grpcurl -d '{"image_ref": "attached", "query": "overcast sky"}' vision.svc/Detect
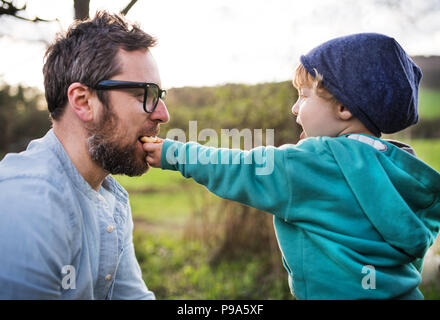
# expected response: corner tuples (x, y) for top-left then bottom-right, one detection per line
(0, 0), (439, 90)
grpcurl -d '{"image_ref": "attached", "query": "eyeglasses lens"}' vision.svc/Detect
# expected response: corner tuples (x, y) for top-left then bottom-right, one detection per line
(144, 86), (159, 112)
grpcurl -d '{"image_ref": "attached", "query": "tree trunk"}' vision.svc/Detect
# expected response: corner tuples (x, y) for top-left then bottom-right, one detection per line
(74, 0), (90, 20)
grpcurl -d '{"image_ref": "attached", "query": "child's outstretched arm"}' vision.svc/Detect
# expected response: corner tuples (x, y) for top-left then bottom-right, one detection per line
(144, 139), (292, 217)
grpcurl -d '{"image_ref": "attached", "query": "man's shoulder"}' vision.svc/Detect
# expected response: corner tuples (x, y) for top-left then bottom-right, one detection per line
(0, 141), (65, 188)
(0, 149), (67, 208)
(0, 147), (79, 236)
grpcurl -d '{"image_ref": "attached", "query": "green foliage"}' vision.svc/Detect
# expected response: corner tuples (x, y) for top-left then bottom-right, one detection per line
(2, 80), (439, 158)
(407, 139), (440, 171)
(115, 169), (292, 299)
(418, 88), (440, 120)
(133, 230), (292, 300)
(163, 81), (301, 146)
(420, 283), (440, 300)
(0, 80), (301, 158)
(0, 83), (51, 157)
(114, 168), (186, 190)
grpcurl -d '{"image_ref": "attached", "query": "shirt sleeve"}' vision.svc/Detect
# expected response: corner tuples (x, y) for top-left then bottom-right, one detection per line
(111, 207), (155, 300)
(160, 139), (292, 217)
(0, 178), (73, 299)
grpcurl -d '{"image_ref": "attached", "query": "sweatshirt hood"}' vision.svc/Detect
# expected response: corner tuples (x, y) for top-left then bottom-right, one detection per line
(327, 135), (440, 260)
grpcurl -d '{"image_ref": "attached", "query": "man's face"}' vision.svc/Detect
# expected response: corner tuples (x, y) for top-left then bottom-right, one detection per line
(87, 49), (169, 176)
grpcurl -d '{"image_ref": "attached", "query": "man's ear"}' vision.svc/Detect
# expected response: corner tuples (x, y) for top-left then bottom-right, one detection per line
(67, 82), (95, 122)
(336, 104), (353, 121)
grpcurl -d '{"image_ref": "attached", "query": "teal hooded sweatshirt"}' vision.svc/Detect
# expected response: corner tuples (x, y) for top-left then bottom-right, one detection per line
(160, 134), (440, 299)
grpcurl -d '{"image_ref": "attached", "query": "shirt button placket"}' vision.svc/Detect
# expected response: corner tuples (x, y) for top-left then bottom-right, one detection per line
(97, 193), (118, 299)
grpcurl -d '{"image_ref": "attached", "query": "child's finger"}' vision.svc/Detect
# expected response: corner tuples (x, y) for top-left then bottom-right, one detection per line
(142, 141), (162, 153)
(146, 154), (160, 168)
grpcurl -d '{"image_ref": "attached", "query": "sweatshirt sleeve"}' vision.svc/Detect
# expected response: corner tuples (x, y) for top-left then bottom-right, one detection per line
(160, 139), (292, 217)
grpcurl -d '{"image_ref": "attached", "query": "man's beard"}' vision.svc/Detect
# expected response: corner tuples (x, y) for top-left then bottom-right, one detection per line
(86, 106), (151, 177)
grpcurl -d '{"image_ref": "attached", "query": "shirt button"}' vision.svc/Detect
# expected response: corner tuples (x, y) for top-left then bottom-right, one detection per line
(105, 274), (112, 281)
(97, 195), (104, 201)
(106, 225), (114, 233)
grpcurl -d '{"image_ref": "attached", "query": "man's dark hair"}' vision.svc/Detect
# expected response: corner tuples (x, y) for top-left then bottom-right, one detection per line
(43, 11), (157, 120)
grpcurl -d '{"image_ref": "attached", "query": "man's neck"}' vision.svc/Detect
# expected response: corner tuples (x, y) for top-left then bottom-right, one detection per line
(53, 123), (108, 192)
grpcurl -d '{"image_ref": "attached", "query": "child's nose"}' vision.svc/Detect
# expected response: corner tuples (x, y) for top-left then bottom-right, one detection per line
(291, 102), (299, 116)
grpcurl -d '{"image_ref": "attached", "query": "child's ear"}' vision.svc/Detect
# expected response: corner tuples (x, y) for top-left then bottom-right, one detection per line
(336, 104), (353, 121)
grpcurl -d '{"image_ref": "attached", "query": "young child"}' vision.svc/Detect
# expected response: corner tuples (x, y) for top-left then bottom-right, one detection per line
(143, 33), (440, 299)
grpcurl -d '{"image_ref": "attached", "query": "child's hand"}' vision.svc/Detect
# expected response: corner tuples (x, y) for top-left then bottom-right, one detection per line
(142, 137), (163, 168)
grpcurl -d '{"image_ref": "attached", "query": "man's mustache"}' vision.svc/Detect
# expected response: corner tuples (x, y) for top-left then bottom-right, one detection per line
(139, 126), (160, 139)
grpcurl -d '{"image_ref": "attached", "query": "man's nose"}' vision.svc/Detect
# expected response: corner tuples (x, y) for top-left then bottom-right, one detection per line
(149, 99), (170, 124)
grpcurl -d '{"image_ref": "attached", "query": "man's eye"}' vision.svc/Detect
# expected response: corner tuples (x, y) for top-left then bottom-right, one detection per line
(133, 93), (144, 101)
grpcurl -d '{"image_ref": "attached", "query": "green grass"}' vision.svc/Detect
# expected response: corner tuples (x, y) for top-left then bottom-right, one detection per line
(419, 88), (440, 120)
(401, 138), (440, 171)
(114, 168), (221, 226)
(134, 231), (291, 300)
(113, 169), (187, 191)
(129, 191), (194, 224)
(115, 168), (290, 299)
(420, 283), (440, 300)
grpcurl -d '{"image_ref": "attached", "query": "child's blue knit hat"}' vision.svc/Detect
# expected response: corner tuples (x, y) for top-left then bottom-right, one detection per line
(300, 33), (422, 137)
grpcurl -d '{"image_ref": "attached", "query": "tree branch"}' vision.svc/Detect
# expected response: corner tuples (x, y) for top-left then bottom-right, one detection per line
(120, 0), (138, 16)
(74, 0), (90, 20)
(0, 0), (25, 17)
(0, 0), (55, 23)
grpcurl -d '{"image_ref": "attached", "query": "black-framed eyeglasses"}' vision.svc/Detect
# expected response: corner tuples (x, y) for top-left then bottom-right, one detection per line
(92, 80), (167, 113)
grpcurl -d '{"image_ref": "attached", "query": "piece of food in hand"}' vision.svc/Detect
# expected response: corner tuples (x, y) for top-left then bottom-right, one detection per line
(140, 136), (161, 143)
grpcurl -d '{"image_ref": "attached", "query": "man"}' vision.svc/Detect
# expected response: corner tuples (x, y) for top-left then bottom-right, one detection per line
(0, 11), (169, 299)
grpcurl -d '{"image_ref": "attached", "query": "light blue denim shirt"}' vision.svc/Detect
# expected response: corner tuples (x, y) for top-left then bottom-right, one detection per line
(0, 129), (155, 300)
